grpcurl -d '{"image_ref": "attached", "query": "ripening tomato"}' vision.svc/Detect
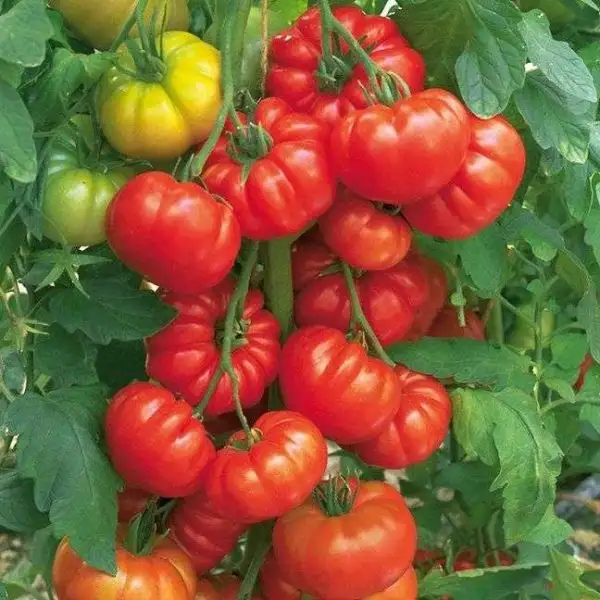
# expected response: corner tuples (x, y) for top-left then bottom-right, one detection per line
(351, 366), (451, 469)
(318, 190), (413, 271)
(145, 278), (280, 417)
(330, 89), (471, 205)
(292, 235), (339, 291)
(273, 479), (417, 600)
(52, 534), (197, 600)
(267, 5), (425, 129)
(118, 488), (151, 523)
(203, 97), (335, 240)
(98, 32), (220, 160)
(168, 491), (246, 574)
(105, 382), (215, 497)
(204, 411), (328, 523)
(575, 354), (595, 390)
(427, 307), (486, 341)
(196, 574), (263, 600)
(484, 550), (515, 567)
(279, 326), (401, 444)
(403, 115), (526, 239)
(106, 172), (241, 296)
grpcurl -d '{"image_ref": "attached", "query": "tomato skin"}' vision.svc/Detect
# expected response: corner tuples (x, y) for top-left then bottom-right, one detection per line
(279, 326), (401, 444)
(351, 366), (451, 469)
(267, 6), (425, 130)
(273, 480), (417, 600)
(427, 307), (486, 341)
(105, 382), (215, 498)
(330, 89), (471, 205)
(168, 491), (246, 574)
(52, 535), (197, 600)
(197, 574), (263, 600)
(49, 0), (189, 50)
(204, 411), (328, 523)
(403, 115), (526, 239)
(145, 279), (281, 417)
(203, 97), (336, 240)
(575, 354), (595, 390)
(292, 235), (338, 291)
(318, 190), (412, 271)
(106, 172), (241, 296)
(98, 32), (220, 160)
(117, 488), (150, 523)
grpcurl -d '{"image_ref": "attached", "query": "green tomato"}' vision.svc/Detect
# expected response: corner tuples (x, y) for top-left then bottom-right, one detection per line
(518, 0), (574, 29)
(42, 116), (134, 247)
(508, 302), (556, 352)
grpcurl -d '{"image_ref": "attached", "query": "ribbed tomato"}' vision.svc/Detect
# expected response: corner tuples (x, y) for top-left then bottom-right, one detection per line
(267, 5), (425, 129)
(428, 307), (486, 340)
(403, 115), (526, 239)
(203, 97), (335, 240)
(168, 491), (246, 574)
(204, 411), (328, 523)
(146, 278), (280, 417)
(292, 233), (338, 291)
(279, 326), (401, 444)
(196, 574), (263, 600)
(351, 366), (451, 469)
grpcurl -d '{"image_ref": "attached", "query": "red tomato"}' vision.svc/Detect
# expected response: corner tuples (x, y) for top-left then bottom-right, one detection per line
(453, 549), (477, 571)
(403, 115), (526, 239)
(427, 307), (486, 340)
(351, 366), (451, 469)
(279, 326), (401, 444)
(117, 488), (151, 523)
(168, 491), (246, 574)
(330, 89), (470, 205)
(366, 567), (418, 600)
(204, 411), (328, 523)
(145, 278), (280, 417)
(105, 382), (215, 497)
(203, 97), (335, 240)
(318, 189), (412, 271)
(197, 574), (263, 600)
(484, 550), (514, 567)
(203, 396), (268, 437)
(292, 234), (338, 291)
(273, 479), (417, 600)
(575, 353), (595, 390)
(106, 171), (240, 295)
(267, 5), (425, 129)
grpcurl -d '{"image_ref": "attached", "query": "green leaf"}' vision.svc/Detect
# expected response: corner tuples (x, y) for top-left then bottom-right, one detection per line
(561, 162), (592, 222)
(452, 388), (563, 544)
(48, 274), (176, 345)
(0, 470), (49, 533)
(577, 365), (600, 434)
(549, 548), (600, 600)
(0, 59), (22, 86)
(0, 0), (52, 67)
(30, 527), (59, 592)
(269, 0), (307, 21)
(388, 339), (535, 392)
(0, 79), (36, 182)
(498, 203), (565, 251)
(584, 206), (600, 265)
(551, 333), (588, 370)
(5, 386), (120, 574)
(520, 506), (572, 547)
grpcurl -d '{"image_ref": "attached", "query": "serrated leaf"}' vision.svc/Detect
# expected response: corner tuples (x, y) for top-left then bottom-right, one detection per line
(0, 470), (49, 533)
(452, 388), (563, 544)
(584, 207), (600, 265)
(577, 365), (600, 434)
(388, 339), (535, 392)
(499, 203), (565, 250)
(30, 527), (58, 592)
(549, 548), (600, 600)
(48, 274), (176, 345)
(561, 162), (592, 221)
(5, 387), (120, 574)
(551, 333), (588, 370)
(522, 506), (572, 546)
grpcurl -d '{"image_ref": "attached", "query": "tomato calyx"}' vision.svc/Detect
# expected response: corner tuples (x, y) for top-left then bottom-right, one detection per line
(123, 500), (162, 557)
(228, 427), (263, 450)
(313, 475), (358, 517)
(315, 47), (355, 93)
(227, 122), (274, 166)
(215, 317), (250, 350)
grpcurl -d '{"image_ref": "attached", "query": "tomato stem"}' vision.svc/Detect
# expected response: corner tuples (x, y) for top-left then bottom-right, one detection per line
(340, 261), (395, 367)
(313, 475), (357, 517)
(262, 237), (294, 338)
(260, 0), (269, 95)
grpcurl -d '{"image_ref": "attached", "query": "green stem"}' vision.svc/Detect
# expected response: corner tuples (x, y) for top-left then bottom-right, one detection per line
(475, 528), (487, 568)
(237, 522), (274, 600)
(262, 238), (294, 338)
(499, 296), (537, 331)
(487, 299), (504, 345)
(540, 397), (598, 414)
(341, 262), (394, 367)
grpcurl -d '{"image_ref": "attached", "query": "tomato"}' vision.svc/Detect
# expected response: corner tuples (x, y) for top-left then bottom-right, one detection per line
(272, 479), (417, 600)
(427, 307), (486, 341)
(203, 97), (335, 240)
(366, 567), (418, 600)
(575, 354), (595, 390)
(106, 172), (241, 296)
(507, 302), (555, 351)
(105, 382), (215, 497)
(52, 534), (197, 599)
(118, 488), (151, 523)
(49, 0), (189, 50)
(267, 5), (425, 130)
(279, 326), (401, 444)
(403, 115), (526, 239)
(168, 491), (246, 574)
(318, 189), (413, 271)
(292, 234), (339, 291)
(351, 366), (451, 469)
(203, 397), (268, 437)
(204, 411), (328, 523)
(42, 116), (133, 247)
(196, 574), (263, 600)
(145, 278), (281, 417)
(98, 32), (220, 160)
(330, 89), (471, 205)
(484, 550), (514, 567)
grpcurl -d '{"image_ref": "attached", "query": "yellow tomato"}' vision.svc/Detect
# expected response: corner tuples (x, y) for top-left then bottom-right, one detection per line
(49, 0), (190, 50)
(98, 31), (221, 161)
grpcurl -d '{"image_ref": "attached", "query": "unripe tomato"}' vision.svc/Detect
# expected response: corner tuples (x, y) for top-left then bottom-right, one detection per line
(49, 0), (189, 50)
(279, 326), (401, 444)
(99, 32), (220, 161)
(42, 116), (133, 247)
(427, 307), (486, 341)
(52, 534), (197, 599)
(507, 302), (555, 351)
(105, 382), (216, 498)
(117, 487), (150, 523)
(196, 574), (263, 600)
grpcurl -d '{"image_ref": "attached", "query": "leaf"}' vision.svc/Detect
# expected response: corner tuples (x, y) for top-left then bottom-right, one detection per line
(522, 505), (573, 546)
(584, 206), (600, 265)
(577, 365), (600, 434)
(551, 333), (588, 370)
(269, 0), (308, 21)
(452, 388), (563, 544)
(498, 203), (565, 250)
(0, 0), (52, 67)
(0, 79), (36, 182)
(5, 386), (120, 574)
(0, 470), (49, 533)
(388, 339), (535, 392)
(561, 162), (592, 222)
(549, 548), (600, 600)
(0, 59), (22, 86)
(30, 527), (59, 592)
(48, 274), (176, 345)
